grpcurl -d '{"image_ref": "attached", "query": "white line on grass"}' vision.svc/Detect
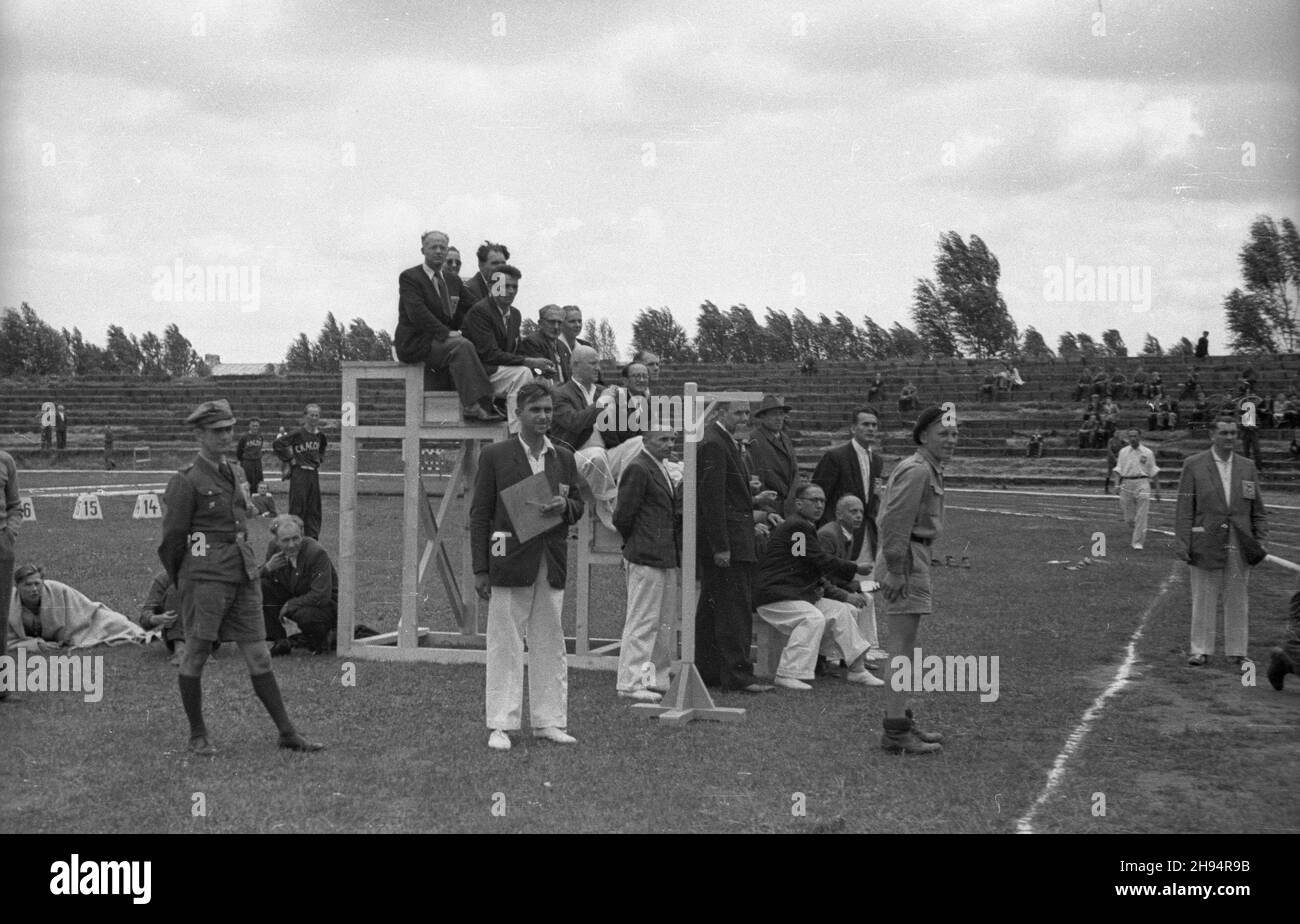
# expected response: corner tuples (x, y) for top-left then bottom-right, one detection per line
(1014, 566), (1180, 835)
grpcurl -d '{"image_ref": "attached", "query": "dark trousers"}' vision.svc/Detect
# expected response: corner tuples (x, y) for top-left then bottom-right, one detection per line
(695, 559), (756, 689)
(1241, 428), (1263, 468)
(0, 527), (13, 664)
(261, 579), (337, 650)
(56, 428), (66, 449)
(427, 337), (492, 409)
(288, 469), (322, 539)
(40, 427), (52, 450)
(241, 459), (264, 493)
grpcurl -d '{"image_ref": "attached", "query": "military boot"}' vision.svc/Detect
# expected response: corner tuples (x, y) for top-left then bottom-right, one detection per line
(881, 717), (942, 755)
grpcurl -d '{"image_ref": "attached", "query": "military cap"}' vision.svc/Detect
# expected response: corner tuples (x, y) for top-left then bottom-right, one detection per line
(186, 399), (237, 429)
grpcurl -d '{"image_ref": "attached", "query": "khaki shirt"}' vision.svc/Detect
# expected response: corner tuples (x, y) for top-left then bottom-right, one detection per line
(875, 449), (945, 575)
(158, 453), (257, 585)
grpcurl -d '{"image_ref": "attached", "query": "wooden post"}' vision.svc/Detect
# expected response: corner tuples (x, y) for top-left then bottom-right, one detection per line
(631, 382), (760, 724)
(337, 371), (358, 656)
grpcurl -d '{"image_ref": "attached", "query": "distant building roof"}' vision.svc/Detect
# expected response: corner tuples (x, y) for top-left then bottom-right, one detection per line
(210, 362), (278, 377)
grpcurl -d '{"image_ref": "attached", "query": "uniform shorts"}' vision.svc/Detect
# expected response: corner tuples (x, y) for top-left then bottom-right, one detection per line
(880, 542), (934, 617)
(180, 579), (265, 643)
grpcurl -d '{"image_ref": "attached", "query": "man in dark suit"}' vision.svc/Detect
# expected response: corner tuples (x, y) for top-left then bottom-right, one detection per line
(747, 394), (799, 517)
(462, 264), (556, 428)
(1175, 416), (1268, 667)
(518, 304), (571, 384)
(695, 401), (774, 693)
(463, 240), (510, 308)
(441, 245), (473, 329)
(258, 514), (338, 655)
(613, 427), (682, 703)
(394, 230), (502, 423)
(811, 407), (884, 568)
(550, 345), (605, 451)
(470, 382), (585, 750)
(561, 305), (603, 385)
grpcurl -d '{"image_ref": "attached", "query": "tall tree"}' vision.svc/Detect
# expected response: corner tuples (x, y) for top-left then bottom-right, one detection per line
(1057, 332), (1080, 361)
(1021, 326), (1053, 359)
(1141, 333), (1164, 357)
(0, 304), (70, 376)
(1101, 329), (1127, 357)
(138, 331), (165, 375)
(520, 317), (538, 340)
(693, 302), (730, 362)
(1232, 215), (1300, 351)
(790, 308), (818, 359)
(1075, 333), (1101, 364)
(911, 279), (961, 357)
(832, 312), (865, 360)
(761, 309), (796, 362)
(162, 323), (199, 377)
(65, 327), (109, 376)
(726, 305), (763, 362)
(314, 313), (346, 372)
(1224, 288), (1277, 354)
(861, 315), (893, 360)
(584, 319), (619, 362)
(285, 333), (316, 372)
(1170, 336), (1196, 358)
(888, 322), (925, 359)
(913, 232), (1016, 357)
(344, 317), (385, 360)
(631, 307), (693, 361)
(104, 325), (142, 374)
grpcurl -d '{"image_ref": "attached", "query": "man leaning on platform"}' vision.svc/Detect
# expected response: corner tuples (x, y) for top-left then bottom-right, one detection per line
(394, 230), (505, 423)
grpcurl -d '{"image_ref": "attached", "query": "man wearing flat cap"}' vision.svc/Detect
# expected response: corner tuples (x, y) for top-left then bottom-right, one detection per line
(747, 395), (799, 518)
(159, 399), (323, 756)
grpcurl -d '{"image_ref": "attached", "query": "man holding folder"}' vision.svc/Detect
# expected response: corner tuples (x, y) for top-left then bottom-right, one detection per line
(471, 382), (585, 750)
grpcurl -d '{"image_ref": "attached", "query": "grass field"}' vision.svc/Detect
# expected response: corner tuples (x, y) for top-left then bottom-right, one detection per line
(2, 471), (1297, 833)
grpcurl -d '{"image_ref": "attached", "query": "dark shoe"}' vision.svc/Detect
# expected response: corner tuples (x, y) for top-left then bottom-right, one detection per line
(906, 708), (944, 744)
(269, 639), (293, 657)
(188, 735), (217, 757)
(881, 718), (941, 754)
(462, 405), (505, 422)
(1230, 655), (1248, 666)
(278, 733), (325, 752)
(814, 655), (828, 677)
(1187, 653), (1208, 666)
(1266, 648), (1292, 690)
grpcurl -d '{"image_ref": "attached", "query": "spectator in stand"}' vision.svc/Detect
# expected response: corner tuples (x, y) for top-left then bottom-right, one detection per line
(519, 304), (571, 385)
(979, 372), (998, 402)
(1168, 397), (1181, 430)
(1192, 390), (1210, 429)
(1073, 368), (1093, 402)
(1108, 371), (1127, 400)
(1099, 396), (1119, 442)
(1008, 363), (1024, 391)
(1026, 432), (1043, 458)
(39, 402), (54, 450)
(1236, 384), (1265, 469)
(1078, 413), (1100, 450)
(1149, 371), (1163, 395)
(103, 427), (116, 470)
(1194, 331), (1209, 360)
(1131, 366), (1149, 398)
(799, 356), (818, 376)
(866, 372), (884, 404)
(898, 382), (918, 414)
(631, 350), (662, 384)
(463, 240), (510, 309)
(1274, 393), (1295, 428)
(55, 405), (68, 450)
(1180, 368), (1200, 402)
(394, 230), (505, 423)
(462, 264), (557, 427)
(1091, 369), (1109, 398)
(1154, 393), (1172, 431)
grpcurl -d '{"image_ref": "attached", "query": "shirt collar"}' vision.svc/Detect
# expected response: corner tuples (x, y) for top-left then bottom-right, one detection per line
(518, 434), (555, 460)
(840, 524), (853, 541)
(422, 263), (442, 282)
(714, 420), (737, 444)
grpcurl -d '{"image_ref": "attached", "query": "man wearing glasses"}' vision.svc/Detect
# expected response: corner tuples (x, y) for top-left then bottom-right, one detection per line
(520, 304), (571, 384)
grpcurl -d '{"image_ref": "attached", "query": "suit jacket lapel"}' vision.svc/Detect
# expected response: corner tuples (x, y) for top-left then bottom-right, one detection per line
(843, 443), (865, 498)
(1206, 453), (1229, 510)
(418, 269), (448, 321)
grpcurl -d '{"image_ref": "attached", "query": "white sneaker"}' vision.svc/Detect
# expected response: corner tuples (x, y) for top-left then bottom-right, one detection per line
(847, 669), (886, 686)
(865, 648), (890, 662)
(618, 689), (663, 703)
(773, 676), (812, 690)
(488, 729), (511, 751)
(1132, 543), (1144, 550)
(532, 727), (577, 744)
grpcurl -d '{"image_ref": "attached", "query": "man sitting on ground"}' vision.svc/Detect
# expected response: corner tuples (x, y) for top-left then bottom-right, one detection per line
(7, 564), (148, 650)
(754, 484), (882, 690)
(259, 514), (339, 656)
(250, 481), (278, 518)
(140, 570), (187, 665)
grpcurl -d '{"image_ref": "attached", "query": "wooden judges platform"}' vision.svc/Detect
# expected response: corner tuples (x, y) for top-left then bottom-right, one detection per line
(336, 361), (628, 669)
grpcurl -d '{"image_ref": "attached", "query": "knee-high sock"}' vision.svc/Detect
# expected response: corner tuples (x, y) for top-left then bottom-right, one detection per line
(250, 671), (296, 736)
(178, 674), (207, 738)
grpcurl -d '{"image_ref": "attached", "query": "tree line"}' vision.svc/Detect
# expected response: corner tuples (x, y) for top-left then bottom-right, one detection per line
(0, 303), (204, 378)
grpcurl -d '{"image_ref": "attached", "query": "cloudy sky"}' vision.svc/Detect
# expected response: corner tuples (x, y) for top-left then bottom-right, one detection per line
(2, 0), (1296, 363)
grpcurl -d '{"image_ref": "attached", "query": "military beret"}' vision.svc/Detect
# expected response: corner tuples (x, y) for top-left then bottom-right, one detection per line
(186, 399), (237, 430)
(912, 405), (946, 444)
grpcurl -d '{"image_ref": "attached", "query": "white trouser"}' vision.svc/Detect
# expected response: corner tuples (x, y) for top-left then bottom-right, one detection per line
(1118, 480), (1150, 547)
(1189, 545), (1249, 658)
(852, 593), (882, 650)
(813, 598), (873, 665)
(755, 599), (830, 680)
(488, 366), (535, 431)
(485, 559), (567, 731)
(617, 563), (678, 691)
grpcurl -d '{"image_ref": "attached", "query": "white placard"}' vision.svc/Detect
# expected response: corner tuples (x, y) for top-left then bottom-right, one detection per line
(72, 493), (103, 520)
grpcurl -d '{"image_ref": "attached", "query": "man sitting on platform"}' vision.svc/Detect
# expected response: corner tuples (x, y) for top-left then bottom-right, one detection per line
(551, 345), (607, 452)
(462, 264), (556, 428)
(519, 304), (571, 385)
(394, 230), (504, 423)
(259, 514), (338, 656)
(754, 484), (882, 690)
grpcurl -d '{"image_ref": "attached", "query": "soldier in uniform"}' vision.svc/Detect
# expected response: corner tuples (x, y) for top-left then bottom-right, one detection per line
(273, 404), (328, 540)
(235, 418), (265, 494)
(876, 405), (957, 754)
(160, 400), (323, 756)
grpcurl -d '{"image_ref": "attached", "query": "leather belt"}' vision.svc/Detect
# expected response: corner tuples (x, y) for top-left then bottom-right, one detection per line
(197, 531), (244, 544)
(1120, 475), (1149, 480)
